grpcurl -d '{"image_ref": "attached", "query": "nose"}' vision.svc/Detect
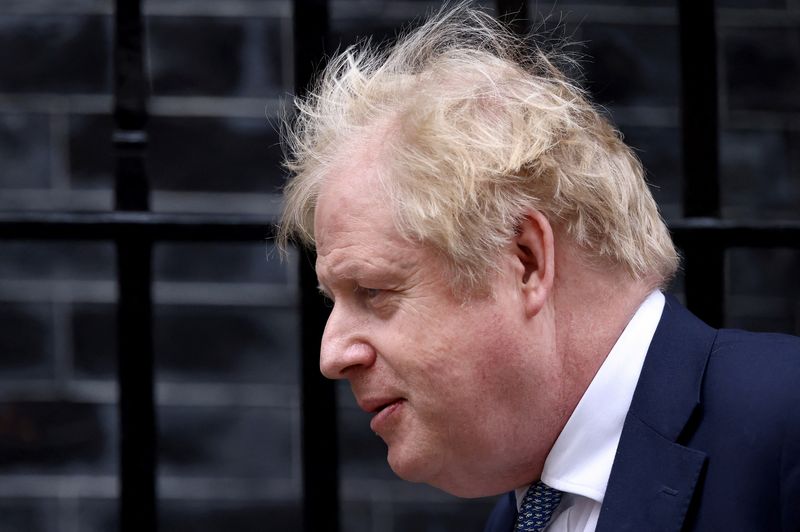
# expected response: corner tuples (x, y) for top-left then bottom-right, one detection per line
(319, 303), (377, 379)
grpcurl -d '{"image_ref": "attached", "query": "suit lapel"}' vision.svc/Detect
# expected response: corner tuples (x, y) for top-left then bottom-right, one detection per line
(596, 296), (715, 532)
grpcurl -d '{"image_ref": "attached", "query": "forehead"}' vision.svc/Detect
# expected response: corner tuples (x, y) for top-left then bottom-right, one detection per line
(315, 183), (375, 237)
(315, 194), (393, 290)
(312, 147), (442, 286)
(314, 137), (396, 243)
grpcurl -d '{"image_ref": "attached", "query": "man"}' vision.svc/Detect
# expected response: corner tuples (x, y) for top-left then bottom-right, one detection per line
(278, 5), (800, 531)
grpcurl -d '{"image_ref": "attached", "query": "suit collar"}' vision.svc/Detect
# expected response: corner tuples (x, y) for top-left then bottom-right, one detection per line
(596, 295), (716, 532)
(624, 295), (715, 440)
(541, 291), (665, 503)
(482, 491), (517, 532)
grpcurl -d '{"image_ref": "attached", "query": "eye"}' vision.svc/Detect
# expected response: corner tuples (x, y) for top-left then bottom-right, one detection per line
(355, 285), (384, 302)
(355, 285), (397, 316)
(363, 287), (382, 300)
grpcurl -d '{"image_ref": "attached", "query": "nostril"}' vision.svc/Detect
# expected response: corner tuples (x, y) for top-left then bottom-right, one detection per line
(320, 340), (376, 379)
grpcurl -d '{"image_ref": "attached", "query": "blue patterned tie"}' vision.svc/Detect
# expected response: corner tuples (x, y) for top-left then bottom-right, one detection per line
(514, 481), (562, 532)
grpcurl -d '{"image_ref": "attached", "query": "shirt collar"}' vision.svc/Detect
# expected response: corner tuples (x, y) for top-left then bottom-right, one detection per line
(516, 290), (665, 508)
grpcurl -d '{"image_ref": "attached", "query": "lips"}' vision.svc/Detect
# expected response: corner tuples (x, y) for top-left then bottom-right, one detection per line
(369, 399), (405, 433)
(357, 396), (406, 434)
(358, 396), (404, 415)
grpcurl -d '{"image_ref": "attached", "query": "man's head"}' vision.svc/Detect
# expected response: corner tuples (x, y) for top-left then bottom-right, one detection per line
(279, 6), (677, 293)
(279, 5), (678, 497)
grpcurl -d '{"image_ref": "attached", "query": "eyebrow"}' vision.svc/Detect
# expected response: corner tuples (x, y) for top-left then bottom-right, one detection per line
(316, 255), (409, 297)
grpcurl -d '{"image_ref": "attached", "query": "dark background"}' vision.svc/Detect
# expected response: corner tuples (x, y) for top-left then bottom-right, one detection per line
(0, 0), (798, 531)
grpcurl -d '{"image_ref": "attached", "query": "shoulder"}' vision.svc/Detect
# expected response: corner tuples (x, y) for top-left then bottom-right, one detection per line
(714, 327), (800, 356)
(687, 328), (800, 528)
(704, 328), (800, 406)
(699, 328), (800, 433)
(693, 328), (800, 471)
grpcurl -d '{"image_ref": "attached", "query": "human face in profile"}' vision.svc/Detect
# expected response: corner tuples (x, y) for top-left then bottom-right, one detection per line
(313, 152), (566, 497)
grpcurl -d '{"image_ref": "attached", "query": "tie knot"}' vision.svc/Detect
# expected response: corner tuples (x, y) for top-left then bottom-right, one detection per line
(514, 481), (563, 532)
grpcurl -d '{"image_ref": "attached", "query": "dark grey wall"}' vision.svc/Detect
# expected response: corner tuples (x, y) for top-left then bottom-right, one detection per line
(0, 1), (797, 531)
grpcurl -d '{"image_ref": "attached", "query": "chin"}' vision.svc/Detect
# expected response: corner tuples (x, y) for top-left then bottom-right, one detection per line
(387, 447), (493, 499)
(386, 442), (441, 485)
(433, 481), (491, 498)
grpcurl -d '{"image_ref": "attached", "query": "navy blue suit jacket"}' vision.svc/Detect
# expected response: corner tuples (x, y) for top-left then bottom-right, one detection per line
(484, 295), (800, 532)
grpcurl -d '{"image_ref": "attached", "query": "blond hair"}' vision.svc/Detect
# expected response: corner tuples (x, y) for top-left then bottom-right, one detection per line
(278, 4), (679, 291)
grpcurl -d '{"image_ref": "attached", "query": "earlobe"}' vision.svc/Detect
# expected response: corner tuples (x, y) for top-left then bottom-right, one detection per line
(513, 210), (555, 317)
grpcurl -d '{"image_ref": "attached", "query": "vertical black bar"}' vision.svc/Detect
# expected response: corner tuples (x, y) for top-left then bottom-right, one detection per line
(114, 0), (149, 213)
(496, 0), (530, 36)
(682, 245), (725, 327)
(292, 1), (339, 532)
(114, 237), (155, 532)
(678, 0), (724, 328)
(679, 0), (719, 218)
(113, 1), (156, 531)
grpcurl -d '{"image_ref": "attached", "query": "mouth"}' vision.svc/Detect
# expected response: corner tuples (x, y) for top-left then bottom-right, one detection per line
(368, 398), (406, 433)
(359, 397), (405, 416)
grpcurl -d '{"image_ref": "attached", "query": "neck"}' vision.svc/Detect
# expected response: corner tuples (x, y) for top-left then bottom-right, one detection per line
(551, 261), (654, 431)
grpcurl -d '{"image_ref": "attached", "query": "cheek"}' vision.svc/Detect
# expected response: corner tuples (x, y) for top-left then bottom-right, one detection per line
(459, 311), (538, 411)
(387, 305), (455, 368)
(386, 298), (528, 406)
(431, 311), (522, 397)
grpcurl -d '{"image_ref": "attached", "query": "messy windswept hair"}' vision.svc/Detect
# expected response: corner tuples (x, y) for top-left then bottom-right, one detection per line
(278, 3), (679, 291)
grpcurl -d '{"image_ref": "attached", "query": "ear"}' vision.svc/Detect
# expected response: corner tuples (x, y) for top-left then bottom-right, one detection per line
(512, 210), (555, 317)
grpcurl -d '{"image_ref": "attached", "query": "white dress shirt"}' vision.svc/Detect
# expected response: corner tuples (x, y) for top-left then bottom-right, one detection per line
(514, 290), (665, 531)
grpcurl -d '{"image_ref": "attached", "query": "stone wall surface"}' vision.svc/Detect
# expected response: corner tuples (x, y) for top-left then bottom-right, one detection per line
(0, 0), (798, 531)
